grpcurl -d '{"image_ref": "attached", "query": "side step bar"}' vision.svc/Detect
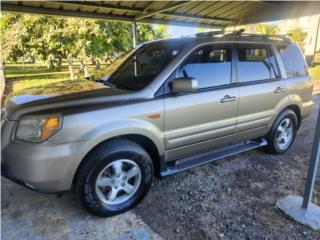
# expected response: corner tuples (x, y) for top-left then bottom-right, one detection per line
(160, 138), (267, 177)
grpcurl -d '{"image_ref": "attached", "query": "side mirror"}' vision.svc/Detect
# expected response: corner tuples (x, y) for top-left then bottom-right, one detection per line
(171, 77), (198, 93)
(85, 74), (95, 81)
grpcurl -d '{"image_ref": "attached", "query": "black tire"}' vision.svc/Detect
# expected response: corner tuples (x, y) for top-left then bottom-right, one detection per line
(75, 139), (153, 217)
(265, 109), (298, 154)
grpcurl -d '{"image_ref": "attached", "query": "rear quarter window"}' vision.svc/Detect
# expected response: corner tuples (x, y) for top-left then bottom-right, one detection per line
(277, 44), (308, 77)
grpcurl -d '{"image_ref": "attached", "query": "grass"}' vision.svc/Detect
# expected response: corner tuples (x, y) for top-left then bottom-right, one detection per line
(309, 64), (320, 92)
(4, 61), (107, 93)
(309, 65), (320, 80)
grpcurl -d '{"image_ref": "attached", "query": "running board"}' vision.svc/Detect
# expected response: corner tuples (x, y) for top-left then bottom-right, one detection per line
(160, 138), (267, 177)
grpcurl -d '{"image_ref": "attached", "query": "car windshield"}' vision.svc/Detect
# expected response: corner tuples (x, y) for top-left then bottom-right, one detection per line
(104, 40), (189, 91)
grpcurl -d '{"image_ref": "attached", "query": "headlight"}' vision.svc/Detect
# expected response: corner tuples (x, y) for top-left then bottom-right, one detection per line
(15, 115), (61, 142)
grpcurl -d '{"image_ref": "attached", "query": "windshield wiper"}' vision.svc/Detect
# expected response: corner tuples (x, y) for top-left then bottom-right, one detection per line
(103, 82), (117, 88)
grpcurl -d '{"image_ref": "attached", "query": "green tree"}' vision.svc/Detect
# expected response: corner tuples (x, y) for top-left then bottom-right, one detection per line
(289, 27), (307, 50)
(255, 24), (280, 35)
(0, 13), (168, 80)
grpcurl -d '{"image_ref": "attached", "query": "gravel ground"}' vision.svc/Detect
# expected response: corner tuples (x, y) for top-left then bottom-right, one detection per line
(135, 94), (320, 240)
(1, 96), (319, 240)
(1, 178), (163, 240)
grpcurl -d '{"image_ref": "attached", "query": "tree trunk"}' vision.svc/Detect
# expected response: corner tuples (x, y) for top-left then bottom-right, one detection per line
(48, 56), (55, 69)
(0, 59), (5, 99)
(91, 57), (96, 65)
(22, 56), (25, 70)
(84, 64), (90, 79)
(95, 59), (101, 70)
(80, 60), (85, 73)
(67, 57), (75, 80)
(80, 59), (90, 79)
(56, 57), (62, 71)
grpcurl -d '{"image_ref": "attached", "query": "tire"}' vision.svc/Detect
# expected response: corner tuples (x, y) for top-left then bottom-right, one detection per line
(75, 139), (153, 217)
(265, 109), (298, 154)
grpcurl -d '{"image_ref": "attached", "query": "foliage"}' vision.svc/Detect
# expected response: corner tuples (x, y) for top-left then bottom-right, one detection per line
(0, 13), (168, 76)
(288, 27), (307, 50)
(255, 24), (280, 35)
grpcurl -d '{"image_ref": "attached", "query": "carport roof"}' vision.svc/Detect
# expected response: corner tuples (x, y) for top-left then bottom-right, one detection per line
(2, 1), (320, 28)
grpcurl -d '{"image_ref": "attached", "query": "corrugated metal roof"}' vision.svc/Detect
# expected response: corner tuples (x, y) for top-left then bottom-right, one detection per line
(2, 1), (320, 28)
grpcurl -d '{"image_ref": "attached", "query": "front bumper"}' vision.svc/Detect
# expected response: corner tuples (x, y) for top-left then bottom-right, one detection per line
(1, 139), (88, 192)
(1, 163), (65, 195)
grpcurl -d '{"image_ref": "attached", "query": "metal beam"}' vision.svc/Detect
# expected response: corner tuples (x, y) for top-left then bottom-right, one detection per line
(162, 12), (236, 24)
(58, 1), (235, 23)
(140, 18), (226, 29)
(135, 1), (193, 21)
(1, 3), (226, 29)
(2, 3), (134, 21)
(56, 1), (143, 13)
(141, 1), (157, 13)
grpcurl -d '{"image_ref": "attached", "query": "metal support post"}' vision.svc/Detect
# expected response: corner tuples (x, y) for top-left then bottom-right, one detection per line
(277, 106), (320, 230)
(132, 21), (137, 48)
(302, 105), (320, 208)
(132, 21), (137, 76)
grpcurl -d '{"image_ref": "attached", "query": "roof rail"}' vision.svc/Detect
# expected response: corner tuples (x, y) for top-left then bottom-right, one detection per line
(195, 28), (291, 43)
(238, 32), (292, 43)
(223, 28), (245, 37)
(195, 30), (224, 37)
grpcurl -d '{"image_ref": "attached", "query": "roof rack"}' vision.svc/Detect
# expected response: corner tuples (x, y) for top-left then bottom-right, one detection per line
(195, 30), (224, 37)
(223, 28), (245, 37)
(238, 32), (292, 43)
(196, 28), (291, 43)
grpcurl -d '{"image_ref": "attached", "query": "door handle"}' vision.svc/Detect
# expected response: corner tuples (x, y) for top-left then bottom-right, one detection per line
(220, 95), (236, 103)
(274, 87), (286, 93)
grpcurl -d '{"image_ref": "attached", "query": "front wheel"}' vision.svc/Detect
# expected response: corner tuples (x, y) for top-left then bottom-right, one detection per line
(265, 109), (298, 154)
(76, 140), (153, 217)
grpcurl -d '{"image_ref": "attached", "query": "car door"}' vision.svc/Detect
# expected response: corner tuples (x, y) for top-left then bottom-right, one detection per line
(163, 44), (239, 161)
(235, 43), (286, 139)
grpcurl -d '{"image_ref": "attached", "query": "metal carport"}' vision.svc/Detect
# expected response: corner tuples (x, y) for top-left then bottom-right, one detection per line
(1, 0), (320, 230)
(2, 1), (320, 28)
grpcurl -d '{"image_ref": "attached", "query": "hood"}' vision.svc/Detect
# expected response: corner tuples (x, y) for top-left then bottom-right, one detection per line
(8, 80), (107, 105)
(4, 79), (131, 120)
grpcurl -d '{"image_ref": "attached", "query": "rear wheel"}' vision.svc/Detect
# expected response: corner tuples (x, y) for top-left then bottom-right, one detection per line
(76, 139), (153, 217)
(265, 109), (298, 154)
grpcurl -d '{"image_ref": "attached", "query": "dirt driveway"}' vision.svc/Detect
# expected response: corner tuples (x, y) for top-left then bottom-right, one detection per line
(1, 95), (320, 240)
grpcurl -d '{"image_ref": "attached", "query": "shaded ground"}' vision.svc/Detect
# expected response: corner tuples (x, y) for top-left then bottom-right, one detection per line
(135, 95), (320, 240)
(1, 179), (162, 240)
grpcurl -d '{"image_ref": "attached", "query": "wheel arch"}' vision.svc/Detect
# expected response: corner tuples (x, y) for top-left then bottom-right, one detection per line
(286, 104), (302, 128)
(72, 133), (164, 188)
(272, 94), (303, 130)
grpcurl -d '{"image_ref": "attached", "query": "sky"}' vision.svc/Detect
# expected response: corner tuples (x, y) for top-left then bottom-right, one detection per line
(167, 25), (199, 38)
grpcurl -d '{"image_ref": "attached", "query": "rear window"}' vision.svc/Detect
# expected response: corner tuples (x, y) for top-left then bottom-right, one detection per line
(277, 44), (308, 77)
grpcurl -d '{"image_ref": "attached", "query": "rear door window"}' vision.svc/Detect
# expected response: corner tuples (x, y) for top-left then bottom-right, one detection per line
(236, 44), (279, 83)
(277, 43), (308, 77)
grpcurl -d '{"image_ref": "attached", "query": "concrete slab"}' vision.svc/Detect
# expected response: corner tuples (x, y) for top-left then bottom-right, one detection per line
(1, 178), (163, 240)
(277, 195), (320, 231)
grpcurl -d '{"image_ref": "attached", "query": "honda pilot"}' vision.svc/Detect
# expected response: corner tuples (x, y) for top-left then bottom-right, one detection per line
(1, 31), (313, 216)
